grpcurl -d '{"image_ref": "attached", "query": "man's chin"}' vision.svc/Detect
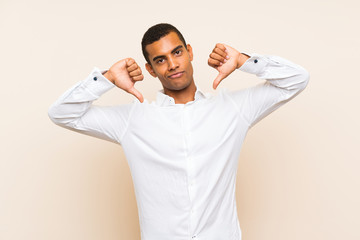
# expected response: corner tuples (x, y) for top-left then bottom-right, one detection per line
(161, 76), (193, 91)
(170, 82), (192, 91)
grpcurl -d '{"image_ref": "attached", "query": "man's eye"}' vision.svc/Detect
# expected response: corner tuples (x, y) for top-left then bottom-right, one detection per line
(157, 59), (165, 64)
(175, 50), (182, 55)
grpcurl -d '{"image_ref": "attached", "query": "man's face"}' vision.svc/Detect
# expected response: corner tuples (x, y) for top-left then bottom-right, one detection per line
(145, 31), (194, 92)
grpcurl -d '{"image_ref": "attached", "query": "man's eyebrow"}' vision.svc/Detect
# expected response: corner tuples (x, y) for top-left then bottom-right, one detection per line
(171, 45), (183, 54)
(152, 45), (184, 62)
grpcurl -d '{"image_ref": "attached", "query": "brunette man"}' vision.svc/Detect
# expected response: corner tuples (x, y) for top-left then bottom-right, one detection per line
(48, 23), (309, 240)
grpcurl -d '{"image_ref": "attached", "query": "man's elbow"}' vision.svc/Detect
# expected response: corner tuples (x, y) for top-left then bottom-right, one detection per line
(48, 106), (60, 126)
(283, 68), (310, 97)
(299, 68), (310, 91)
(47, 105), (65, 126)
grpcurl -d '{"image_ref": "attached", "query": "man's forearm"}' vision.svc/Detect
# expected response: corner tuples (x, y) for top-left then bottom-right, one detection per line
(47, 67), (134, 144)
(48, 67), (115, 126)
(229, 53), (310, 128)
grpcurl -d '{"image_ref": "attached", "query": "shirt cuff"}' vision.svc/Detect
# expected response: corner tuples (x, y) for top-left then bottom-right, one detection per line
(81, 67), (115, 96)
(238, 53), (268, 75)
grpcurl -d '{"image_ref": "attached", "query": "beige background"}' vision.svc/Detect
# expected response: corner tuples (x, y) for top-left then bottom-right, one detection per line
(1, 0), (359, 239)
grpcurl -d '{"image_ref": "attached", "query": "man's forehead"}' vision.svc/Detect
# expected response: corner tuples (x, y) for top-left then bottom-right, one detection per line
(146, 32), (185, 57)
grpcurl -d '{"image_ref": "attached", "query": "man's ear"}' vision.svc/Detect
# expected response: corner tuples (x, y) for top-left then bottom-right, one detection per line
(186, 44), (193, 61)
(145, 63), (157, 78)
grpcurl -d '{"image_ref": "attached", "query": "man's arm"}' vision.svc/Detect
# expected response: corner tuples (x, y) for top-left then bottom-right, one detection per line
(208, 43), (309, 128)
(48, 58), (144, 144)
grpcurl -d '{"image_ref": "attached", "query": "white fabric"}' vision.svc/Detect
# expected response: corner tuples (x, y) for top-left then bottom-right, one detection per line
(48, 53), (309, 240)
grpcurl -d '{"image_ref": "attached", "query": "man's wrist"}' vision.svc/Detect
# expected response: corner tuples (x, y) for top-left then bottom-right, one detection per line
(103, 71), (115, 84)
(237, 53), (251, 69)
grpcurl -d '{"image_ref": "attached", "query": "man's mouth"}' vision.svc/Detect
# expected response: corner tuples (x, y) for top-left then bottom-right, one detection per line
(168, 71), (184, 79)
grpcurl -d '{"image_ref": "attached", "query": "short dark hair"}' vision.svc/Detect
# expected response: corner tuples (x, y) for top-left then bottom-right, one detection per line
(141, 23), (187, 64)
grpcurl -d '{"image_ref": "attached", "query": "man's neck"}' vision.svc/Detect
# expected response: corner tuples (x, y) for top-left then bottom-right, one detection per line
(163, 81), (197, 104)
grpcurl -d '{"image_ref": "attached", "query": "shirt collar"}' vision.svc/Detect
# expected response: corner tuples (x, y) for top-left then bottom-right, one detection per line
(155, 86), (207, 106)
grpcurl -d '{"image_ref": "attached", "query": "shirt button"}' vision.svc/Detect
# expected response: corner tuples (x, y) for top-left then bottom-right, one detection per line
(192, 235), (197, 238)
(93, 76), (97, 81)
(254, 59), (258, 63)
(191, 209), (194, 214)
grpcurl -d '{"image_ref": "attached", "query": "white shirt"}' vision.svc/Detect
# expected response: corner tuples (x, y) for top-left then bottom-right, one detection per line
(48, 53), (309, 240)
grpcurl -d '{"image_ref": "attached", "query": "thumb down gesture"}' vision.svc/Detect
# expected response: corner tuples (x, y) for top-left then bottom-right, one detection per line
(104, 58), (144, 103)
(208, 43), (246, 90)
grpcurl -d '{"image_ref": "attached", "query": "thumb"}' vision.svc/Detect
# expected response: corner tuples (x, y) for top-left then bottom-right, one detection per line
(213, 73), (226, 90)
(128, 87), (144, 103)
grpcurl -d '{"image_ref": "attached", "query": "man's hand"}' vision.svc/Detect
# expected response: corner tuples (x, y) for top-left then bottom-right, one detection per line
(208, 43), (249, 90)
(103, 58), (144, 103)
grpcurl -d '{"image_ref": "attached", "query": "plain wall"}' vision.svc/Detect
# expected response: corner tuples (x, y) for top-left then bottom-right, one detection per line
(1, 0), (359, 239)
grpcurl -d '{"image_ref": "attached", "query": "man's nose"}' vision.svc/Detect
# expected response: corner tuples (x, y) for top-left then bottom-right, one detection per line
(168, 56), (179, 71)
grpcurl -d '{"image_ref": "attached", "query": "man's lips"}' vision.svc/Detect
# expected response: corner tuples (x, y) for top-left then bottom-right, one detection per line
(168, 71), (185, 79)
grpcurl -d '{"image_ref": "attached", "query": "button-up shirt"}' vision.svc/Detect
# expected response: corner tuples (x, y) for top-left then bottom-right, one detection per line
(48, 53), (309, 240)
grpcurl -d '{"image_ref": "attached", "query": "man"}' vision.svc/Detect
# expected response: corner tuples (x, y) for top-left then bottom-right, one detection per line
(48, 23), (309, 240)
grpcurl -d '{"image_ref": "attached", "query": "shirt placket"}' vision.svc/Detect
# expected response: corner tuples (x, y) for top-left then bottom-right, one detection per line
(182, 105), (199, 240)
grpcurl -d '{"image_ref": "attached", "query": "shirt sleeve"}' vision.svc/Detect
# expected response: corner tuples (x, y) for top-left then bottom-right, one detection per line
(48, 67), (135, 145)
(227, 53), (310, 129)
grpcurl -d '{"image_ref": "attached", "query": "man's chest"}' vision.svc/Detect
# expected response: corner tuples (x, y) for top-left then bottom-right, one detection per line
(123, 100), (247, 157)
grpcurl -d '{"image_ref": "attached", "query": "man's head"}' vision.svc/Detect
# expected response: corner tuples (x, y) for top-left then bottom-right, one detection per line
(141, 23), (187, 64)
(141, 23), (195, 92)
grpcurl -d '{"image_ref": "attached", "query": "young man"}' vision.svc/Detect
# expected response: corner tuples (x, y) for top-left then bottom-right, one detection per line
(48, 23), (309, 240)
